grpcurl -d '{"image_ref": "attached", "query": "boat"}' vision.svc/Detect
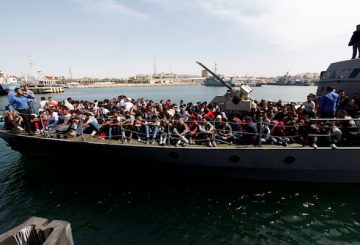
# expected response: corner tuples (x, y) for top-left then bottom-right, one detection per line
(203, 63), (234, 87)
(0, 71), (20, 95)
(274, 72), (310, 86)
(229, 77), (261, 87)
(204, 75), (233, 87)
(25, 71), (64, 94)
(2, 59), (360, 182)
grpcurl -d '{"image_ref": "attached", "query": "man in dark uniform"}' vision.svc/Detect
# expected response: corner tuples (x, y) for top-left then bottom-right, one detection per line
(349, 24), (360, 59)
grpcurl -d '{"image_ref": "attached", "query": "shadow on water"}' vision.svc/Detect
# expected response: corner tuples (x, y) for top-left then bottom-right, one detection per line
(3, 156), (360, 244)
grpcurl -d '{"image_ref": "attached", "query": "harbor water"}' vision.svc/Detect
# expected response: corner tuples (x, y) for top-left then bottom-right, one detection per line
(2, 85), (360, 244)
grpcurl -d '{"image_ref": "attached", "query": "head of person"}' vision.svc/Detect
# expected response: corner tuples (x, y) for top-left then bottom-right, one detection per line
(243, 116), (252, 123)
(357, 24), (360, 31)
(326, 86), (334, 93)
(201, 117), (207, 124)
(15, 88), (23, 96)
(349, 99), (356, 106)
(338, 89), (345, 97)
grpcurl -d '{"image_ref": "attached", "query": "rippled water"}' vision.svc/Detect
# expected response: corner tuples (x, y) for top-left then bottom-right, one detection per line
(2, 86), (360, 244)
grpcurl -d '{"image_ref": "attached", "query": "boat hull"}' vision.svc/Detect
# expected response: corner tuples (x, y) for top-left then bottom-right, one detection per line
(1, 130), (360, 183)
(0, 83), (20, 95)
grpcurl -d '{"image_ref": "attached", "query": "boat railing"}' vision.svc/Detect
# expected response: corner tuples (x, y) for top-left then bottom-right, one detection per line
(2, 109), (360, 148)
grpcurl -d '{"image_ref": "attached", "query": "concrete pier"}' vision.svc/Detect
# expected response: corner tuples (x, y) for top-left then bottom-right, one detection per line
(29, 87), (64, 94)
(0, 217), (74, 245)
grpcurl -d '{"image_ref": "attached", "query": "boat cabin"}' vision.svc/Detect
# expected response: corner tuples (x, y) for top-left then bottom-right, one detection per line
(317, 59), (360, 98)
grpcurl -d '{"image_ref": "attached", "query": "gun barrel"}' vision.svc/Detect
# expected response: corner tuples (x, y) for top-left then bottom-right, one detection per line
(196, 61), (233, 90)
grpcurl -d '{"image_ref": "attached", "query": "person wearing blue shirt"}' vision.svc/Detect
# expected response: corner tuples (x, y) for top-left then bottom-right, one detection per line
(9, 88), (36, 135)
(319, 87), (340, 118)
(4, 88), (16, 111)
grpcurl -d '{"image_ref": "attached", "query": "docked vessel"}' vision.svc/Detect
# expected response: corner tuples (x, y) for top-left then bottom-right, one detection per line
(1, 59), (360, 182)
(203, 63), (235, 87)
(26, 71), (64, 94)
(229, 77), (261, 87)
(274, 72), (310, 86)
(204, 75), (233, 87)
(0, 71), (20, 95)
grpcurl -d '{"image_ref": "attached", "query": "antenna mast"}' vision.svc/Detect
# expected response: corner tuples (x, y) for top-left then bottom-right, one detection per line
(27, 55), (34, 84)
(153, 54), (157, 75)
(69, 67), (73, 79)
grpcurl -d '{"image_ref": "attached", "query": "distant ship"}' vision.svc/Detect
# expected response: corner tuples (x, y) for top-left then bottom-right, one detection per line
(204, 75), (233, 87)
(205, 76), (260, 87)
(0, 71), (20, 95)
(229, 77), (261, 87)
(203, 63), (235, 87)
(275, 72), (310, 86)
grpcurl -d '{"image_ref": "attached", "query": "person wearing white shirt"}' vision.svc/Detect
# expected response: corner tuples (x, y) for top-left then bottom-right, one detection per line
(302, 95), (316, 117)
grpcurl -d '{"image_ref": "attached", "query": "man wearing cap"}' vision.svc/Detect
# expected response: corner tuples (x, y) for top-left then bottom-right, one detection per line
(9, 88), (36, 135)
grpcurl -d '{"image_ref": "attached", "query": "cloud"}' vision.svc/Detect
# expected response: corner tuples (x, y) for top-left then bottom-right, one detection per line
(144, 0), (359, 49)
(72, 0), (150, 20)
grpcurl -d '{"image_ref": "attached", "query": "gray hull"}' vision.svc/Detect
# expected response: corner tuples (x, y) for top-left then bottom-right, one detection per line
(1, 130), (360, 183)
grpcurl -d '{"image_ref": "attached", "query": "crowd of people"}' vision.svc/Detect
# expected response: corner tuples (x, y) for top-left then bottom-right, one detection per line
(2, 86), (360, 148)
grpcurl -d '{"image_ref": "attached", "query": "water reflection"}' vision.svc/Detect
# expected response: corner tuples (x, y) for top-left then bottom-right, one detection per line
(1, 155), (360, 244)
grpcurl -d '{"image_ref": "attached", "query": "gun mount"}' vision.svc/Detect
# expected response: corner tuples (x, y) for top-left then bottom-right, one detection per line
(197, 61), (255, 112)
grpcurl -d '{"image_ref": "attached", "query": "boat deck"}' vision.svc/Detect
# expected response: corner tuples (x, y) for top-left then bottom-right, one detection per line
(1, 130), (305, 149)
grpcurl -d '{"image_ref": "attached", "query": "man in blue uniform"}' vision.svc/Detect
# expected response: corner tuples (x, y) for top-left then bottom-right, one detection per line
(319, 87), (339, 118)
(9, 88), (36, 135)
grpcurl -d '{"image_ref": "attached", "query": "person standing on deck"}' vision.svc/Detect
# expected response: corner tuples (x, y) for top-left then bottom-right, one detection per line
(319, 87), (340, 118)
(9, 88), (36, 135)
(23, 85), (36, 113)
(349, 24), (360, 59)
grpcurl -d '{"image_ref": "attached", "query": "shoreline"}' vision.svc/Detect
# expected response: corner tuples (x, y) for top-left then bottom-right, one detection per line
(65, 82), (203, 89)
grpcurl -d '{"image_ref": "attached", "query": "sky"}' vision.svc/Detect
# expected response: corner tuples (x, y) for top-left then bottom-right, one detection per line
(0, 0), (359, 78)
